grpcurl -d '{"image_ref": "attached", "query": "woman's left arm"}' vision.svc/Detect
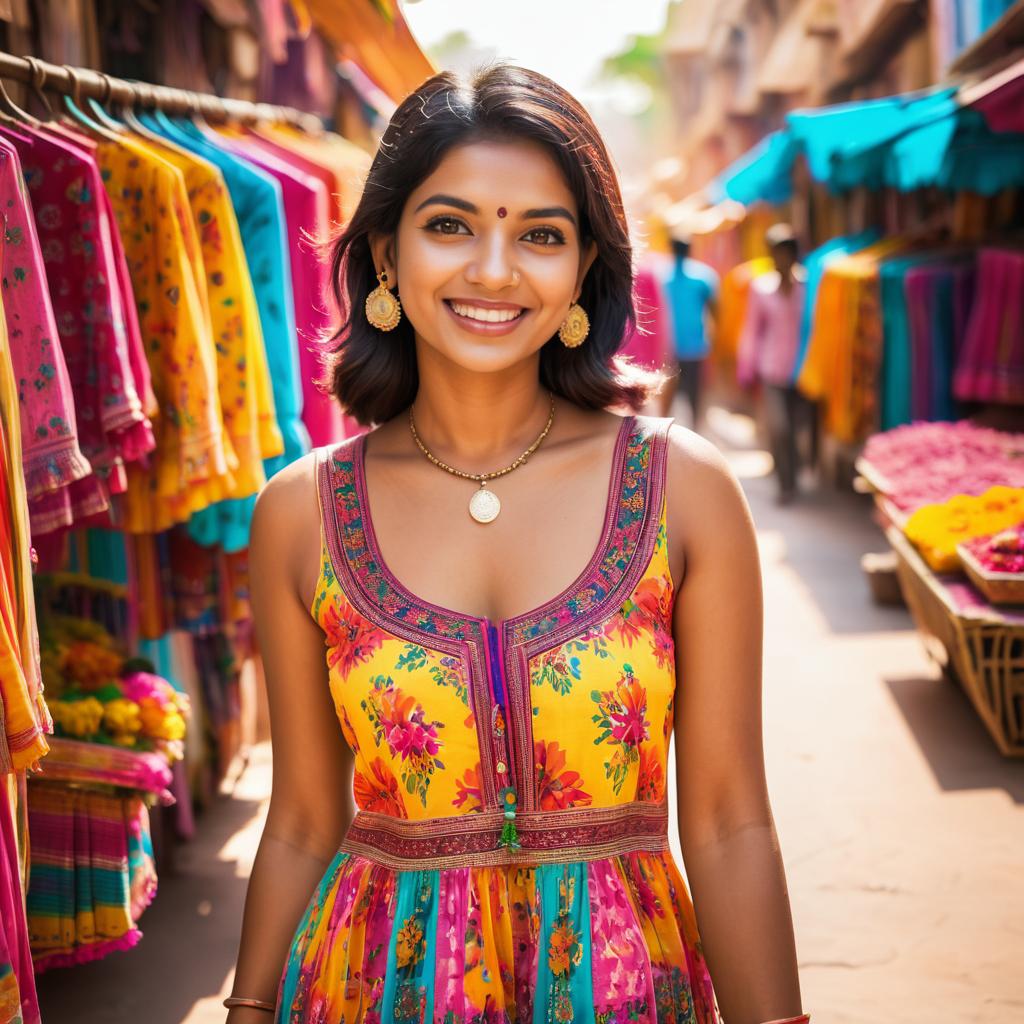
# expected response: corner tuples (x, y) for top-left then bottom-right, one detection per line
(666, 426), (804, 1024)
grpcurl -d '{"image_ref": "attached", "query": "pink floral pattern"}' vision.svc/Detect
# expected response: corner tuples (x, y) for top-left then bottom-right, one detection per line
(591, 667), (651, 796)
(361, 681), (445, 807)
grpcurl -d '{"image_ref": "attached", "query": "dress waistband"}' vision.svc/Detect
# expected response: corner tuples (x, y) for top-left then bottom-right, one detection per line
(339, 801), (670, 871)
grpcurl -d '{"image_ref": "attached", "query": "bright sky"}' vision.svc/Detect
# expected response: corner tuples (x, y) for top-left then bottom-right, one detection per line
(401, 0), (673, 106)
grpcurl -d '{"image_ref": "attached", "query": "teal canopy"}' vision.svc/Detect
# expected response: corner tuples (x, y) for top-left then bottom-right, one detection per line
(708, 130), (798, 206)
(706, 83), (1024, 203)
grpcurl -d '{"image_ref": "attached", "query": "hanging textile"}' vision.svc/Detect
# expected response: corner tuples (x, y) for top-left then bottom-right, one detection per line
(1, 773), (40, 1024)
(954, 248), (1024, 405)
(121, 129), (283, 497)
(0, 294), (50, 774)
(0, 137), (92, 506)
(798, 239), (908, 444)
(96, 131), (232, 532)
(134, 111), (310, 551)
(212, 125), (342, 446)
(2, 123), (158, 536)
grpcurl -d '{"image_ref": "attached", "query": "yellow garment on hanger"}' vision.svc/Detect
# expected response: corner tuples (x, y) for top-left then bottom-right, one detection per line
(125, 133), (283, 498)
(96, 135), (235, 532)
(799, 237), (908, 444)
(0, 295), (51, 774)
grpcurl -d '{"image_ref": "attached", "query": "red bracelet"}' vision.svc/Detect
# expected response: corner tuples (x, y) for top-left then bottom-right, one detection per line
(760, 1015), (810, 1024)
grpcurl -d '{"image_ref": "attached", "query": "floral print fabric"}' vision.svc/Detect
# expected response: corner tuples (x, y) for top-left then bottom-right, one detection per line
(96, 134), (230, 532)
(277, 415), (721, 1023)
(126, 133), (282, 497)
(0, 295), (50, 774)
(0, 136), (91, 505)
(2, 125), (158, 535)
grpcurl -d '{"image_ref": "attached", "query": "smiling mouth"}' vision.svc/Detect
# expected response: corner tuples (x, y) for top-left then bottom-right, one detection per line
(445, 300), (527, 324)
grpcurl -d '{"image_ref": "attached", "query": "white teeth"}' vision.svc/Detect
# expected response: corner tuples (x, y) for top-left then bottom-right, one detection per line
(450, 302), (523, 323)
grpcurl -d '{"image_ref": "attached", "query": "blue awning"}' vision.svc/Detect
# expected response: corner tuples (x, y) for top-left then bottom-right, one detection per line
(708, 130), (799, 206)
(701, 79), (1024, 205)
(787, 88), (959, 192)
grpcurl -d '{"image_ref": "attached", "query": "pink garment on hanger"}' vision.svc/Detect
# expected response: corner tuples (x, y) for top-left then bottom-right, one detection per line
(0, 774), (41, 1024)
(35, 123), (158, 431)
(210, 131), (346, 446)
(955, 248), (1024, 405)
(0, 136), (92, 505)
(2, 125), (157, 534)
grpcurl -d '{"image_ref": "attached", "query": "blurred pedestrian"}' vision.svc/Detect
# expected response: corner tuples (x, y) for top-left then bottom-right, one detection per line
(663, 231), (719, 431)
(737, 223), (809, 504)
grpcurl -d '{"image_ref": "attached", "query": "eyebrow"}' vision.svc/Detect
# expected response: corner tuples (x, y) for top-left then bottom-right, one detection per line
(413, 194), (578, 227)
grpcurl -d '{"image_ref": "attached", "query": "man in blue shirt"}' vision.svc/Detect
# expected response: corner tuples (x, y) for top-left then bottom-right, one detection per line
(663, 232), (719, 430)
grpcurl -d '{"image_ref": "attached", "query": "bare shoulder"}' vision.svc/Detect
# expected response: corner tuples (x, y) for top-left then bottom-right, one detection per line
(252, 449), (320, 533)
(250, 449), (322, 602)
(663, 423), (758, 580)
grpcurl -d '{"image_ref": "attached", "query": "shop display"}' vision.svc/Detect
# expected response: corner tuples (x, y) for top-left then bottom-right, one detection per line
(903, 486), (1024, 571)
(0, 23), (388, 994)
(958, 524), (1024, 604)
(859, 420), (1024, 511)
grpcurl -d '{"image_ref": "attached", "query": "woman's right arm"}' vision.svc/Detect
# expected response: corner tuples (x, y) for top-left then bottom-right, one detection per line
(225, 454), (355, 1023)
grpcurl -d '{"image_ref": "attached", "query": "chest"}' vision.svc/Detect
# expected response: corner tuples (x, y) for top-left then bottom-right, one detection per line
(361, 441), (623, 625)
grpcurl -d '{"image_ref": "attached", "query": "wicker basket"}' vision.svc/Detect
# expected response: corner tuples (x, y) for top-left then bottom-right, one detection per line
(886, 526), (1024, 757)
(957, 545), (1024, 606)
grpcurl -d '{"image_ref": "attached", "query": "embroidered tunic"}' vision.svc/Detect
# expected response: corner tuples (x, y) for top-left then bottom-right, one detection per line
(277, 414), (721, 1023)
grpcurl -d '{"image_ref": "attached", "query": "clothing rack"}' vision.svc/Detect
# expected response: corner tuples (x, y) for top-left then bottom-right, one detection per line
(0, 50), (323, 132)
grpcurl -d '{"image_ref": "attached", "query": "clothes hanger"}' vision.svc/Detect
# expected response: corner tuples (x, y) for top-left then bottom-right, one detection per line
(0, 63), (45, 129)
(86, 72), (130, 134)
(147, 87), (191, 135)
(113, 80), (173, 145)
(57, 64), (124, 144)
(22, 57), (56, 121)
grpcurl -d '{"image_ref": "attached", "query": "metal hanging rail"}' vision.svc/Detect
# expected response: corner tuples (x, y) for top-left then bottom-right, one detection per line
(0, 50), (324, 132)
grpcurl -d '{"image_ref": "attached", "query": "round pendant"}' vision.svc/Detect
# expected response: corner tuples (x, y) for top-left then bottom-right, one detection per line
(469, 487), (501, 524)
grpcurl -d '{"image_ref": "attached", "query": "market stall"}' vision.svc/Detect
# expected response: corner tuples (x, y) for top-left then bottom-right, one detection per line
(0, 2), (433, 1016)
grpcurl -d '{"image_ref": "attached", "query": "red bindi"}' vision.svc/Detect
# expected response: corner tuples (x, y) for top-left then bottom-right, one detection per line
(497, 206), (507, 218)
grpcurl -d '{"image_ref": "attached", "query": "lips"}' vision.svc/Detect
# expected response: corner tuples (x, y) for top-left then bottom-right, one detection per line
(443, 298), (528, 336)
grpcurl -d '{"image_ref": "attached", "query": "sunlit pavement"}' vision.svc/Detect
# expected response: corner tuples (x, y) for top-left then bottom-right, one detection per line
(36, 401), (1024, 1024)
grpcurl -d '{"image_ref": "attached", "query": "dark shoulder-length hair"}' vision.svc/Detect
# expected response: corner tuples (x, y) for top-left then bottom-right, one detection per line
(324, 62), (656, 426)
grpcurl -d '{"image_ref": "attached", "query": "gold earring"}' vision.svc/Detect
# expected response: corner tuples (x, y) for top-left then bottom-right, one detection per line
(558, 302), (589, 348)
(365, 269), (402, 331)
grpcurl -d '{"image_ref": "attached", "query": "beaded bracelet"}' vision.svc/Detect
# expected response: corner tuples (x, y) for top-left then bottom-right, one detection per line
(223, 996), (276, 1012)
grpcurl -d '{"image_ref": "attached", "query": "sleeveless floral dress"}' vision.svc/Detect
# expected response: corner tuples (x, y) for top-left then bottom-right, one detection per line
(276, 413), (721, 1024)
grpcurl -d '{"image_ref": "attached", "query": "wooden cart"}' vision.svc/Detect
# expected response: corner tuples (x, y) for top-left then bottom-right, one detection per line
(885, 524), (1024, 757)
(856, 457), (1024, 757)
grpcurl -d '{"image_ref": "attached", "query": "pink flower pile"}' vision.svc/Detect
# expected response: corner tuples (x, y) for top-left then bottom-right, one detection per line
(963, 523), (1024, 575)
(863, 421), (1024, 512)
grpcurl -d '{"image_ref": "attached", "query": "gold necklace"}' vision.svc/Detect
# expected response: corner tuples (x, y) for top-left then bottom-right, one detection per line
(408, 393), (556, 524)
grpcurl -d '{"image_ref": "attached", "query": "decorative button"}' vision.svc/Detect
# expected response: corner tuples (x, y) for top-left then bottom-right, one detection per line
(496, 760), (507, 775)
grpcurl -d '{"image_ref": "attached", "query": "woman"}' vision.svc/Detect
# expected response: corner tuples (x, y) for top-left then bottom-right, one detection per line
(226, 65), (806, 1024)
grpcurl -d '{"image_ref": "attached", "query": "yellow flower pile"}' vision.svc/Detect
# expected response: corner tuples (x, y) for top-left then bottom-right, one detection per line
(50, 697), (104, 739)
(40, 616), (191, 763)
(904, 486), (1024, 572)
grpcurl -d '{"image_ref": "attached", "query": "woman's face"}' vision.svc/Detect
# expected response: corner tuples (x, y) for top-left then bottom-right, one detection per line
(373, 138), (598, 374)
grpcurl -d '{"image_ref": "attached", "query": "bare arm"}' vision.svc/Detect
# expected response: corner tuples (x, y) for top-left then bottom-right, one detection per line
(225, 454), (355, 1023)
(667, 427), (803, 1024)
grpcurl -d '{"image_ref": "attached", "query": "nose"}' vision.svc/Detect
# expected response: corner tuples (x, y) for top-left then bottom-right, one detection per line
(465, 229), (519, 291)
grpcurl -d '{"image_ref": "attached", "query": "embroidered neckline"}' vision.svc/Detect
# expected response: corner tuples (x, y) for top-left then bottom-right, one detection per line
(337, 413), (638, 644)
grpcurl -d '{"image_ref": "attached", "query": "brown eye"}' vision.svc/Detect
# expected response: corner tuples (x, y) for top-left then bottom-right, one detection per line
(425, 216), (469, 235)
(523, 227), (566, 246)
